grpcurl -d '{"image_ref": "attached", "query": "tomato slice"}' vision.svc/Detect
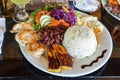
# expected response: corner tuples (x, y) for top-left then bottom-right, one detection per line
(35, 12), (42, 24)
(109, 0), (119, 6)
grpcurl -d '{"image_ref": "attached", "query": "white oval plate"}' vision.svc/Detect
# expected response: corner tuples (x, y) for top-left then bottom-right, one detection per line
(101, 0), (120, 21)
(20, 12), (113, 77)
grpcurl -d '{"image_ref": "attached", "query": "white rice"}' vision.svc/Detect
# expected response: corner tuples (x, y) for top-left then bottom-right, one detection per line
(62, 25), (97, 59)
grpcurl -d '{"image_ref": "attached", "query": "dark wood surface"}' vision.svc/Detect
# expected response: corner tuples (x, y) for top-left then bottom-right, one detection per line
(0, 59), (120, 78)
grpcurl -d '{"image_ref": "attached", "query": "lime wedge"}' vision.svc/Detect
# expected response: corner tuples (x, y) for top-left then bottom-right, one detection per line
(117, 0), (120, 4)
(10, 0), (30, 6)
(79, 0), (83, 2)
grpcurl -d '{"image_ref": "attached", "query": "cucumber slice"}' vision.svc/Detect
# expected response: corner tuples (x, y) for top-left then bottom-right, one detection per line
(44, 21), (51, 26)
(40, 15), (51, 23)
(40, 15), (51, 27)
(117, 0), (120, 4)
(41, 18), (51, 27)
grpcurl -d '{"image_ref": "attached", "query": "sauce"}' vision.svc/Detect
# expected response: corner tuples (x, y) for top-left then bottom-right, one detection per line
(81, 49), (107, 69)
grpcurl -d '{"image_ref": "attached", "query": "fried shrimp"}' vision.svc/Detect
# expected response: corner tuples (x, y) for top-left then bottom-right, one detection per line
(15, 29), (44, 58)
(15, 30), (39, 47)
(10, 22), (34, 33)
(25, 42), (45, 58)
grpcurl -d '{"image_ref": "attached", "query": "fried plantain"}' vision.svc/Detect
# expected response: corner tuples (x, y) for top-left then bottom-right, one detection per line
(52, 44), (73, 70)
(46, 48), (61, 73)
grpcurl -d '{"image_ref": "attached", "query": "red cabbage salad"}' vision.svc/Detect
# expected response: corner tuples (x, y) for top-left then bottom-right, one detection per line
(30, 4), (79, 31)
(51, 6), (76, 26)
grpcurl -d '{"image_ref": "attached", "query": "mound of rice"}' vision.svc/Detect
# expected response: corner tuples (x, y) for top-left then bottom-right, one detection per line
(62, 25), (97, 59)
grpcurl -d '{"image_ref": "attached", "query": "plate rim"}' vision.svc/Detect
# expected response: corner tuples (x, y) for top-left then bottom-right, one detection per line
(101, 0), (120, 21)
(19, 11), (113, 77)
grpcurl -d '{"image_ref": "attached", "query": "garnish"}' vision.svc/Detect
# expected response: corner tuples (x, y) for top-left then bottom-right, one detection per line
(117, 0), (120, 4)
(30, 5), (76, 31)
(109, 0), (119, 6)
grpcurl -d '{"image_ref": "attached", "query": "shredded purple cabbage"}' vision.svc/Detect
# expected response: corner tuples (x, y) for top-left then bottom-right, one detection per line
(52, 6), (76, 26)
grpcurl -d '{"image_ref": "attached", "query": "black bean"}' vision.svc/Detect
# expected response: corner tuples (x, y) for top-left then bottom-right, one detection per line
(44, 36), (49, 41)
(57, 35), (61, 40)
(50, 31), (53, 37)
(46, 41), (50, 46)
(43, 31), (48, 36)
(55, 37), (60, 43)
(53, 32), (57, 35)
(37, 26), (68, 47)
(61, 34), (64, 39)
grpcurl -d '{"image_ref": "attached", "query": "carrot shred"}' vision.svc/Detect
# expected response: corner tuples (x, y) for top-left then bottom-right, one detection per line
(48, 18), (70, 27)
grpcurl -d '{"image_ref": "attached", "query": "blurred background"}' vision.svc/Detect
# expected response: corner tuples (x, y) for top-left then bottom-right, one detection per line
(0, 0), (14, 17)
(0, 0), (69, 17)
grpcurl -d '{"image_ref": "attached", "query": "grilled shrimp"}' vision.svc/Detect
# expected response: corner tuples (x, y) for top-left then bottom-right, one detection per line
(10, 22), (34, 33)
(15, 30), (39, 47)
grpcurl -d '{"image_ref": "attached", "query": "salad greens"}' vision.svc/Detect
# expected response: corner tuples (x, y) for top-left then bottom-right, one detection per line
(51, 6), (76, 26)
(30, 4), (77, 31)
(30, 4), (64, 31)
(31, 9), (42, 31)
(106, 0), (109, 4)
(75, 11), (82, 18)
(117, 0), (120, 4)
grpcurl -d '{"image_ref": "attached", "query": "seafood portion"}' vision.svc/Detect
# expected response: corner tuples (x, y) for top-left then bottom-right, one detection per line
(10, 22), (45, 58)
(25, 42), (45, 58)
(15, 30), (45, 58)
(10, 22), (34, 33)
(15, 30), (39, 47)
